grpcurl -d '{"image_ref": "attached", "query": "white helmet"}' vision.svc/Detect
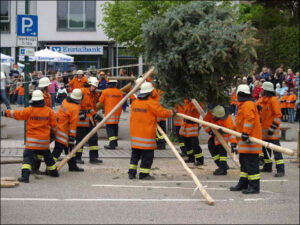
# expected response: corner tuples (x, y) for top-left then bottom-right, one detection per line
(135, 78), (144, 85)
(88, 76), (99, 87)
(77, 70), (84, 75)
(140, 82), (154, 94)
(70, 88), (82, 100)
(262, 81), (274, 92)
(108, 80), (118, 83)
(212, 105), (226, 119)
(237, 84), (250, 94)
(31, 90), (44, 101)
(38, 77), (50, 88)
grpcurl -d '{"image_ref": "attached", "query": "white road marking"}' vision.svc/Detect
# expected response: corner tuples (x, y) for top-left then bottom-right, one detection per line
(1, 197), (229, 202)
(91, 184), (227, 191)
(140, 179), (288, 184)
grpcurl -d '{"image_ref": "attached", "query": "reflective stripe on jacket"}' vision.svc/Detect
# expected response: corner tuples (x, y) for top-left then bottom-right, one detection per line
(99, 87), (123, 125)
(6, 106), (57, 150)
(235, 100), (262, 154)
(173, 104), (184, 126)
(130, 98), (172, 150)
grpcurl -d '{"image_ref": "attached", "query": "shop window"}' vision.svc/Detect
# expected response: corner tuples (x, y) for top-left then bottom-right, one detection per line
(57, 0), (96, 31)
(0, 0), (10, 33)
(0, 47), (11, 56)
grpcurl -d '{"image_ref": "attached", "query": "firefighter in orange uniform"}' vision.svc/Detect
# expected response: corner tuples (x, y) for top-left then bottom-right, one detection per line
(76, 77), (102, 164)
(203, 105), (237, 175)
(52, 89), (84, 172)
(258, 82), (284, 177)
(32, 76), (53, 174)
(230, 84), (262, 194)
(98, 80), (123, 149)
(68, 70), (88, 90)
(179, 99), (204, 166)
(128, 82), (174, 180)
(173, 104), (186, 156)
(1, 90), (59, 183)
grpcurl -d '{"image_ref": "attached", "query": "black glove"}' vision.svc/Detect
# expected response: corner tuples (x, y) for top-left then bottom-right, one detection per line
(241, 132), (250, 142)
(217, 128), (225, 135)
(1, 111), (6, 117)
(268, 122), (278, 136)
(257, 105), (262, 112)
(93, 112), (103, 122)
(208, 130), (215, 136)
(79, 111), (86, 121)
(231, 143), (237, 154)
(68, 136), (75, 150)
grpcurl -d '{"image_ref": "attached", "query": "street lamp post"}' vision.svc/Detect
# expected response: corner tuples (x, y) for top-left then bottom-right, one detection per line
(24, 0), (29, 143)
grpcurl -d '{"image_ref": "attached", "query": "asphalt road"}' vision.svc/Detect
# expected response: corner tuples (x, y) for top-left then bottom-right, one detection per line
(1, 158), (299, 224)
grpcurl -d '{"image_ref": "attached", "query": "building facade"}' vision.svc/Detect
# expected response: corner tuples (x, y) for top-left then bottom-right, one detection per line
(1, 0), (139, 74)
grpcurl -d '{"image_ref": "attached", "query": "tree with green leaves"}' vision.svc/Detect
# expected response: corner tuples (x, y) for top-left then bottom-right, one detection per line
(142, 1), (259, 107)
(101, 1), (191, 56)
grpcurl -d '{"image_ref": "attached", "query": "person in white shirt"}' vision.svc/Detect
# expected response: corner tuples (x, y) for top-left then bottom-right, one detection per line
(56, 83), (68, 104)
(0, 72), (12, 109)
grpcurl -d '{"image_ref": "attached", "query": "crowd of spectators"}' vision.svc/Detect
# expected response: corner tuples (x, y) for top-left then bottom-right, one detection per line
(230, 65), (299, 123)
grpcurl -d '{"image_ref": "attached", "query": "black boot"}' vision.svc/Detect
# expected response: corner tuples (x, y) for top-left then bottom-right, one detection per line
(18, 176), (29, 183)
(260, 166), (272, 172)
(185, 156), (195, 163)
(213, 168), (227, 175)
(139, 173), (155, 180)
(194, 157), (204, 166)
(90, 158), (103, 164)
(242, 186), (260, 194)
(104, 145), (115, 150)
(230, 179), (248, 191)
(69, 166), (84, 172)
(128, 173), (136, 179)
(274, 171), (285, 177)
(76, 159), (85, 164)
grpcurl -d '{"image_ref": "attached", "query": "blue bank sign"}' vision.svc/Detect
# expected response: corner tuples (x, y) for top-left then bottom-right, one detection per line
(49, 45), (103, 55)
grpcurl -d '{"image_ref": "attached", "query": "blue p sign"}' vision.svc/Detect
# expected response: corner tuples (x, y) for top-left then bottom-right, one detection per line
(17, 15), (38, 37)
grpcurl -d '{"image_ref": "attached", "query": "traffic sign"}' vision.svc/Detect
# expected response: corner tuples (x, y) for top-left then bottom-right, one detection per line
(19, 48), (35, 56)
(17, 15), (38, 37)
(17, 36), (37, 47)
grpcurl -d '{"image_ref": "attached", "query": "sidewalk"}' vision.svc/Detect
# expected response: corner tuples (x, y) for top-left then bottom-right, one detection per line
(0, 139), (297, 159)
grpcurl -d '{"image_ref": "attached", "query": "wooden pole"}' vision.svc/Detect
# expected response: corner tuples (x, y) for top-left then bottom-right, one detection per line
(191, 99), (240, 168)
(177, 113), (295, 156)
(157, 125), (214, 206)
(57, 67), (155, 171)
(106, 76), (135, 81)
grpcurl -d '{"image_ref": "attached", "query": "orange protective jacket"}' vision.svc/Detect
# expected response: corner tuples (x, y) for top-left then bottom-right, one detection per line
(257, 96), (281, 140)
(287, 94), (297, 108)
(78, 88), (99, 127)
(236, 101), (262, 154)
(99, 87), (123, 125)
(130, 98), (172, 150)
(16, 86), (25, 95)
(152, 88), (167, 122)
(5, 106), (57, 150)
(280, 95), (289, 108)
(69, 77), (88, 89)
(43, 93), (52, 108)
(179, 100), (200, 137)
(203, 112), (237, 146)
(230, 91), (237, 105)
(55, 99), (80, 147)
(173, 104), (184, 126)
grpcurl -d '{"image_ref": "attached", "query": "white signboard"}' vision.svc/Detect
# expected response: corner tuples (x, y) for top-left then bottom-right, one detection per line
(17, 36), (38, 47)
(19, 47), (35, 56)
(49, 45), (103, 55)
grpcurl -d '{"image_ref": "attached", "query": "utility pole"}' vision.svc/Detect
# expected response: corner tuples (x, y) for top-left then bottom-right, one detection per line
(24, 0), (29, 144)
